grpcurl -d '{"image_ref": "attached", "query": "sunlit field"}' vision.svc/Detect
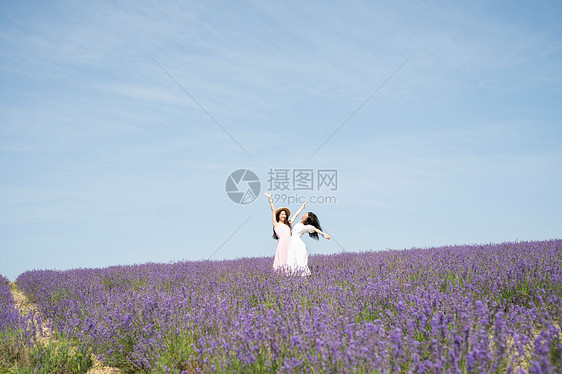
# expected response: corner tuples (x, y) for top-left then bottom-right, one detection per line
(2, 239), (561, 373)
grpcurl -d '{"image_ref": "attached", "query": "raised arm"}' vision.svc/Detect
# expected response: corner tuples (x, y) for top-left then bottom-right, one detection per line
(311, 226), (331, 240)
(264, 192), (277, 227)
(289, 202), (306, 224)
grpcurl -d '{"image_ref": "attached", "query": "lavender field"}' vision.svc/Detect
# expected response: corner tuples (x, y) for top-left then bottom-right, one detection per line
(4, 239), (562, 373)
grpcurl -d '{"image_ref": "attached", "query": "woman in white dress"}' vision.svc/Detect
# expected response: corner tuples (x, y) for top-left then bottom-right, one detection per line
(286, 210), (330, 276)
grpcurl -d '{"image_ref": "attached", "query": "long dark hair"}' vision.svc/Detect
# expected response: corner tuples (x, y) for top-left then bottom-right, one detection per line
(272, 209), (291, 239)
(303, 212), (322, 240)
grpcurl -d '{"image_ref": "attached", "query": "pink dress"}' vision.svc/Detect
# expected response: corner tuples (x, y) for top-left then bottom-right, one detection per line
(272, 223), (291, 271)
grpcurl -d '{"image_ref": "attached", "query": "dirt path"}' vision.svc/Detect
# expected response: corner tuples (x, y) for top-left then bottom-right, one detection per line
(10, 282), (121, 374)
(10, 283), (51, 344)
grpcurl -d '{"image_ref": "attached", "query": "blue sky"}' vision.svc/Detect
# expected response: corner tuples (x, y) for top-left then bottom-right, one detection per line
(1, 1), (561, 280)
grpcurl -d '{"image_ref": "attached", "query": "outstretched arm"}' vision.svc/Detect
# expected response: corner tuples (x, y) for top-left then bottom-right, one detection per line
(289, 202), (306, 224)
(311, 226), (331, 240)
(264, 192), (277, 227)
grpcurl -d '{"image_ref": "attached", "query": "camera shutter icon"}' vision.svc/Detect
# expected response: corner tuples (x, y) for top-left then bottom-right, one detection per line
(225, 169), (261, 204)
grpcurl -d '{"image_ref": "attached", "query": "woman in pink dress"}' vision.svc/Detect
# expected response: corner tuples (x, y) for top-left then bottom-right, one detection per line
(264, 192), (306, 272)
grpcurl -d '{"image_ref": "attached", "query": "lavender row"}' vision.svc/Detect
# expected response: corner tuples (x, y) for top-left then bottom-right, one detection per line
(0, 274), (42, 370)
(0, 274), (41, 343)
(17, 240), (562, 373)
(0, 275), (21, 331)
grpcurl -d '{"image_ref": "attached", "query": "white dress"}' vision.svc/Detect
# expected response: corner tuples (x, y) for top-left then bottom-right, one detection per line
(286, 222), (315, 276)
